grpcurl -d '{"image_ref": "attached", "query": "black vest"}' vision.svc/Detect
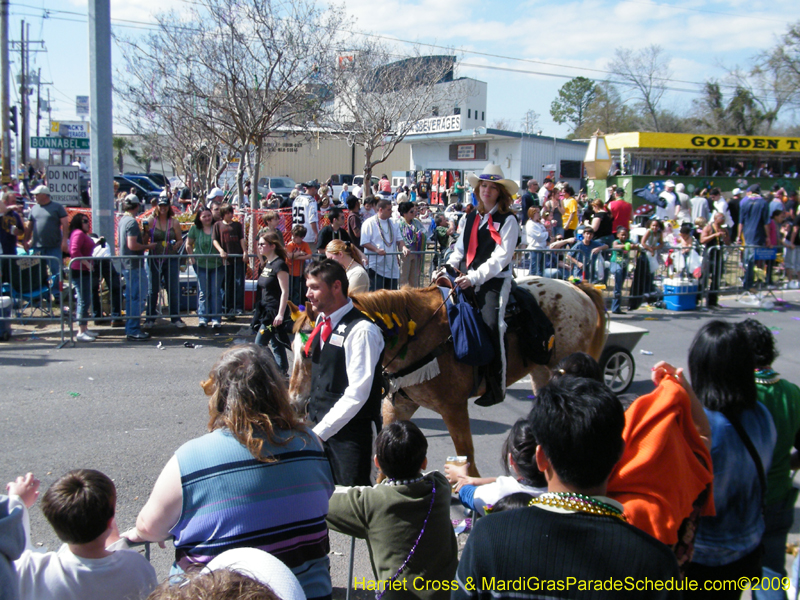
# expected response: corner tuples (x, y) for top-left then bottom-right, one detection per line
(462, 210), (513, 272)
(308, 307), (384, 426)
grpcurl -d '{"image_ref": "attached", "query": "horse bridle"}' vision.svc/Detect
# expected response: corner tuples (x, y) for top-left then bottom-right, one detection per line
(380, 288), (454, 403)
(381, 290), (451, 373)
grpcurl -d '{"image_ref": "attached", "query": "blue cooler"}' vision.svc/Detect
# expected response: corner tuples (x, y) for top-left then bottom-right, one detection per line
(663, 278), (697, 311)
(0, 296), (12, 341)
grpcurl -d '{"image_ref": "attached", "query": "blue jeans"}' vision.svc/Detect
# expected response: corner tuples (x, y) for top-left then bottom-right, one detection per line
(222, 260), (245, 313)
(71, 269), (93, 323)
(753, 497), (796, 600)
(528, 250), (545, 277)
(123, 267), (144, 335)
(254, 324), (290, 374)
(743, 247), (757, 290)
(34, 246), (63, 297)
(147, 256), (181, 321)
(610, 261), (626, 312)
(196, 266), (222, 324)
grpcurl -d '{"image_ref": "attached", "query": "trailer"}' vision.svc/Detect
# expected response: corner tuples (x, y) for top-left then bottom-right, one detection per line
(600, 321), (648, 393)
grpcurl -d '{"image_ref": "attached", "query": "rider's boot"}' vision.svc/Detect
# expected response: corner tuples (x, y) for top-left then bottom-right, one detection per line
(475, 369), (504, 407)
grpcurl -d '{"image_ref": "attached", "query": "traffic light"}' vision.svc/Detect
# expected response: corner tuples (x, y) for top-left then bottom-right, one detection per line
(9, 106), (17, 134)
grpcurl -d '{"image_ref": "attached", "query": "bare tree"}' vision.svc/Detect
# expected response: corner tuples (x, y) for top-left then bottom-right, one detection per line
(324, 45), (463, 185)
(490, 118), (514, 130)
(117, 0), (342, 205)
(608, 45), (672, 131)
(521, 110), (540, 134)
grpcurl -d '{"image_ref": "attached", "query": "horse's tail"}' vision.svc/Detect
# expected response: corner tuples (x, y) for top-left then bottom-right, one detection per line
(575, 282), (607, 360)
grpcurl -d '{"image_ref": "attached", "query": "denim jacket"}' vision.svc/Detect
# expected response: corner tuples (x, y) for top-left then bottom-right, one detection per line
(693, 404), (777, 566)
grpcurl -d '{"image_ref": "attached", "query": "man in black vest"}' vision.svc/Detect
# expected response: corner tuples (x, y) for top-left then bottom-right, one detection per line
(304, 259), (385, 486)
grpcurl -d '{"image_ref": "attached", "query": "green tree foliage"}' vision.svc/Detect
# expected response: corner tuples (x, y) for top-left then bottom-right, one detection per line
(550, 77), (597, 135)
(693, 81), (779, 135)
(573, 82), (641, 138)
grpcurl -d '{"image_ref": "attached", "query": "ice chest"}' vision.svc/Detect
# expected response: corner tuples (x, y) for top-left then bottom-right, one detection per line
(244, 280), (258, 311)
(0, 296), (12, 341)
(179, 266), (198, 312)
(663, 278), (697, 311)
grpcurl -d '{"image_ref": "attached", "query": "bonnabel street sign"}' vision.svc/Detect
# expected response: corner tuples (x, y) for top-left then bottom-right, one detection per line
(31, 137), (90, 150)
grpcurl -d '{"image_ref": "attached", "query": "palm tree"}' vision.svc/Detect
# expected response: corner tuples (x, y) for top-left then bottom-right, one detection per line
(112, 137), (132, 174)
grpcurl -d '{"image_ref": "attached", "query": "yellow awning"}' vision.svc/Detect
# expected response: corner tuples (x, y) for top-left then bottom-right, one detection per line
(604, 132), (800, 154)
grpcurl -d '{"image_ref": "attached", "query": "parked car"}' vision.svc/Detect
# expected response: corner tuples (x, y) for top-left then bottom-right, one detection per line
(331, 175), (380, 200)
(256, 177), (297, 204)
(123, 173), (163, 193)
(125, 172), (170, 189)
(114, 176), (160, 203)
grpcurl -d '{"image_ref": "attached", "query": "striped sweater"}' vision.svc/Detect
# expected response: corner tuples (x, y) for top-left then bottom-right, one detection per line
(170, 427), (335, 600)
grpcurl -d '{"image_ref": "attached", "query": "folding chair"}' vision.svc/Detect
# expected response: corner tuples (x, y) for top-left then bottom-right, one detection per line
(3, 253), (57, 319)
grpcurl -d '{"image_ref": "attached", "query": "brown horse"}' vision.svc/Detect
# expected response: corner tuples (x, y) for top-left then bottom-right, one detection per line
(288, 276), (606, 476)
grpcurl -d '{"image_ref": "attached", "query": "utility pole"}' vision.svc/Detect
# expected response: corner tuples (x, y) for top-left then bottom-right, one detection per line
(89, 0), (115, 246)
(1, 0), (10, 183)
(11, 24), (44, 178)
(19, 19), (24, 170)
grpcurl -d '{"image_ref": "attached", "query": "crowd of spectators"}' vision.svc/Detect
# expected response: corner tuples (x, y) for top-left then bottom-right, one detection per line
(2, 317), (797, 600)
(2, 171), (799, 343)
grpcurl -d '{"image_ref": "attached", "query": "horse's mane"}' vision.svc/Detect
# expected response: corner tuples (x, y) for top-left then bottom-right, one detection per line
(291, 286), (442, 336)
(352, 285), (441, 334)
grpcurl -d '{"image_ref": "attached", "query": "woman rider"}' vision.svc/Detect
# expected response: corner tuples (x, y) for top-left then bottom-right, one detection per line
(446, 163), (519, 407)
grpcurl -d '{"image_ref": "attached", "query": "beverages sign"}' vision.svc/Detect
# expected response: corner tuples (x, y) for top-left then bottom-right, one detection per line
(401, 115), (462, 136)
(49, 120), (90, 139)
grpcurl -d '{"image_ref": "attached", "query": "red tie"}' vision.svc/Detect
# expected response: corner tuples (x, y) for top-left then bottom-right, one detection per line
(304, 316), (332, 357)
(466, 214), (503, 267)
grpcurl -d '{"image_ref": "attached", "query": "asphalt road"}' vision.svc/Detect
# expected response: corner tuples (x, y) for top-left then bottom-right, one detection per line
(2, 292), (800, 597)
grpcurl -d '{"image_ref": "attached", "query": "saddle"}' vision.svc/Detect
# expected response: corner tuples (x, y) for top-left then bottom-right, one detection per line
(505, 284), (555, 366)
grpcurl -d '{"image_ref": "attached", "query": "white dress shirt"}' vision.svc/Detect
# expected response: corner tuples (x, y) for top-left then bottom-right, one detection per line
(312, 300), (385, 441)
(447, 206), (520, 288)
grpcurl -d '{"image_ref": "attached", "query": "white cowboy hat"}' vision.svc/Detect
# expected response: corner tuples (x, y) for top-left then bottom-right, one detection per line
(467, 163), (518, 196)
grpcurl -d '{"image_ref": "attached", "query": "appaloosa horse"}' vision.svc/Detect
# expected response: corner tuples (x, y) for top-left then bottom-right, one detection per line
(289, 277), (606, 476)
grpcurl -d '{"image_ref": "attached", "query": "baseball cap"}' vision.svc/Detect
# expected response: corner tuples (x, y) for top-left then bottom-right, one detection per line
(31, 184), (50, 195)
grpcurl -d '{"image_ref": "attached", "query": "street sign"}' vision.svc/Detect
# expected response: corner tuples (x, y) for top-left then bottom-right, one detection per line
(46, 165), (82, 206)
(48, 121), (90, 138)
(76, 96), (89, 116)
(31, 137), (90, 150)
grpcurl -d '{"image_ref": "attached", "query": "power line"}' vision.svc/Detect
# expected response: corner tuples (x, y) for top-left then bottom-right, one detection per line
(10, 1), (797, 111)
(618, 0), (789, 24)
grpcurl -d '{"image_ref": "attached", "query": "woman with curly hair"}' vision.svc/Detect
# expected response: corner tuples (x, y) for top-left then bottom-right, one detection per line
(124, 344), (335, 600)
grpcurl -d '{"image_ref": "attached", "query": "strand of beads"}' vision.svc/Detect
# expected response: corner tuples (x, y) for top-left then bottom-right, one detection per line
(529, 492), (626, 521)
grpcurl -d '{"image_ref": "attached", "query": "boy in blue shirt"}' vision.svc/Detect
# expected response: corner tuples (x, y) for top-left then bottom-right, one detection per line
(567, 226), (608, 282)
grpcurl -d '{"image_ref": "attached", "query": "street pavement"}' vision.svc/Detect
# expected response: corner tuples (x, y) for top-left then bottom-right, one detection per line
(1, 292), (800, 597)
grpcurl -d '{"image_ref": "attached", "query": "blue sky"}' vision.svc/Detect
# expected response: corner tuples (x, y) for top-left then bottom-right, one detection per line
(10, 0), (800, 138)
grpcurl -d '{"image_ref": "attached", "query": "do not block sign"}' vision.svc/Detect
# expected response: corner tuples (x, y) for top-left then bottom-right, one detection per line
(46, 166), (82, 206)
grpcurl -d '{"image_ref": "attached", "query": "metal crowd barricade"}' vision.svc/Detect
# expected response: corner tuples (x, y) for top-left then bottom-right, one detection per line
(359, 249), (446, 291)
(511, 241), (787, 311)
(63, 253), (251, 342)
(0, 253), (68, 346)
